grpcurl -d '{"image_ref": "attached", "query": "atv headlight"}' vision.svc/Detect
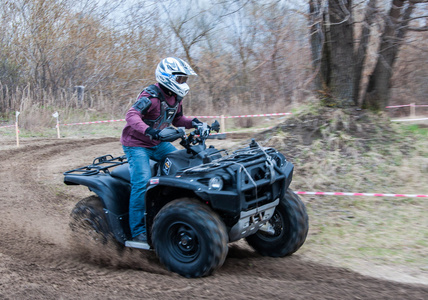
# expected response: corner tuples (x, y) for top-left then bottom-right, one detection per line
(208, 176), (223, 191)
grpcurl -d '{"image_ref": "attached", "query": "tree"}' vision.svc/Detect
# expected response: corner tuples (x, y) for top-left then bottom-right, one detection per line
(362, 0), (424, 109)
(309, 0), (356, 107)
(309, 0), (428, 110)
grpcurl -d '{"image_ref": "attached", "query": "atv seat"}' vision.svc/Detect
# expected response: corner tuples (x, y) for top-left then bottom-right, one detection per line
(111, 160), (158, 182)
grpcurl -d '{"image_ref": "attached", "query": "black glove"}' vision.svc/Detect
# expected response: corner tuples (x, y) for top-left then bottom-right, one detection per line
(145, 127), (161, 140)
(192, 118), (203, 129)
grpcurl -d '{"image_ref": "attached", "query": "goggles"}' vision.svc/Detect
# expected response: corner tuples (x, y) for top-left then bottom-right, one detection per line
(175, 75), (188, 84)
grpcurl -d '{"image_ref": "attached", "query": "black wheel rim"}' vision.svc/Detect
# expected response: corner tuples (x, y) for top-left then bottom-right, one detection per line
(166, 222), (200, 263)
(257, 211), (286, 241)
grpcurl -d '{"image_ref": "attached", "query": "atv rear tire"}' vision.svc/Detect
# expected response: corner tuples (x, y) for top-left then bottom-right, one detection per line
(69, 196), (110, 245)
(245, 189), (308, 257)
(152, 198), (228, 278)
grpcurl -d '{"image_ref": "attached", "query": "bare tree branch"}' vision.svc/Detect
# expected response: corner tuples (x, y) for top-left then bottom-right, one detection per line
(408, 26), (428, 31)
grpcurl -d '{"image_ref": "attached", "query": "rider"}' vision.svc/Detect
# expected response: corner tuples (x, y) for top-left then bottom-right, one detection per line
(120, 57), (202, 242)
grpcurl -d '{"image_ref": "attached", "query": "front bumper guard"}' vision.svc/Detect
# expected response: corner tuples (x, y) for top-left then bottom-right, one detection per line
(228, 198), (279, 242)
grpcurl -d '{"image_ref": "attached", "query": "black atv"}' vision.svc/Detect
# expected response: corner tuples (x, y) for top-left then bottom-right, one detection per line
(64, 121), (308, 278)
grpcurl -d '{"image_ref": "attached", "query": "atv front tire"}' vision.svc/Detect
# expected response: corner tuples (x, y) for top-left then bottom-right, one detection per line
(152, 198), (228, 278)
(245, 189), (308, 257)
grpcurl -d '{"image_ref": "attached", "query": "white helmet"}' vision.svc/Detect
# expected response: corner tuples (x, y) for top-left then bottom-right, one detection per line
(155, 57), (197, 97)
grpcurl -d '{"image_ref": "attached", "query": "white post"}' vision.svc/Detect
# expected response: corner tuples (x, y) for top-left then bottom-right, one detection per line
(52, 111), (60, 138)
(410, 103), (415, 117)
(221, 115), (226, 134)
(15, 111), (20, 147)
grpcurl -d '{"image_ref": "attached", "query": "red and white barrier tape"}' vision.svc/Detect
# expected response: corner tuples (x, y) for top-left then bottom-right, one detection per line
(295, 191), (427, 198)
(386, 104), (428, 108)
(225, 112), (292, 119)
(392, 118), (428, 122)
(3, 105), (426, 129)
(63, 119), (125, 126)
(188, 115), (221, 119)
(386, 105), (411, 108)
(210, 126), (273, 135)
(58, 112), (291, 125)
(189, 112), (292, 119)
(0, 124), (15, 129)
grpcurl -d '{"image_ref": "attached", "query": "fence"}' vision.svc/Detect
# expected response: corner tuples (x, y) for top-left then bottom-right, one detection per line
(386, 103), (428, 119)
(2, 104), (428, 146)
(0, 111), (292, 147)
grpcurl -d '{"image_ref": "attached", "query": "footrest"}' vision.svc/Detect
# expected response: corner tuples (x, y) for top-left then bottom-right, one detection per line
(125, 240), (151, 250)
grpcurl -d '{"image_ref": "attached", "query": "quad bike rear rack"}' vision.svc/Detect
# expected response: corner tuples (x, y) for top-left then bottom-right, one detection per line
(63, 154), (127, 176)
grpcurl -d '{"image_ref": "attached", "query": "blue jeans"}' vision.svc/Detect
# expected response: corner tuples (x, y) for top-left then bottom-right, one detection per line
(123, 142), (177, 238)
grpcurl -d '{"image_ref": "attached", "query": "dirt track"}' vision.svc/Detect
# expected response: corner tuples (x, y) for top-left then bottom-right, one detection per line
(1, 137), (427, 299)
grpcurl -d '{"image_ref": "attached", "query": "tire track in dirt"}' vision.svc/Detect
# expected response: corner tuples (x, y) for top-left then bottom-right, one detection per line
(1, 137), (427, 299)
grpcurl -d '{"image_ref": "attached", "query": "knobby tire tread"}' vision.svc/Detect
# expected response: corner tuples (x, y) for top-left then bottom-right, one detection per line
(152, 198), (228, 278)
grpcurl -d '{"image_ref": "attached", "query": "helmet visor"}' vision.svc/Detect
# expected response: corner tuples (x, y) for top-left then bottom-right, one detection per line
(175, 75), (188, 84)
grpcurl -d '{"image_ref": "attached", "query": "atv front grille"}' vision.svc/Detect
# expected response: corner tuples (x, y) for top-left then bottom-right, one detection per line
(179, 145), (292, 213)
(238, 166), (282, 210)
(228, 151), (285, 211)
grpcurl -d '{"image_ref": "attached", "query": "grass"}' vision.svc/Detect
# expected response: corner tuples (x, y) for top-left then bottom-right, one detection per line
(403, 124), (428, 136)
(260, 105), (428, 275)
(304, 196), (428, 268)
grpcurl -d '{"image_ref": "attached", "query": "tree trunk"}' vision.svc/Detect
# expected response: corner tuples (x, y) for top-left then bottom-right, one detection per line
(327, 0), (355, 107)
(362, 0), (414, 110)
(309, 0), (324, 91)
(353, 0), (377, 105)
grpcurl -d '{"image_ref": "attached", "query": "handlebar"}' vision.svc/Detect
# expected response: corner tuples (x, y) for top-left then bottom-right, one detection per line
(158, 120), (220, 155)
(186, 120), (219, 143)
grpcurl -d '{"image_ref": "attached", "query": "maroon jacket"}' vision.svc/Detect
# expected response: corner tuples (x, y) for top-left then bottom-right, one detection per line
(120, 83), (193, 147)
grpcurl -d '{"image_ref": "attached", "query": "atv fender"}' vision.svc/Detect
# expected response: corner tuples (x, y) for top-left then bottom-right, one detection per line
(64, 174), (131, 243)
(65, 174), (130, 214)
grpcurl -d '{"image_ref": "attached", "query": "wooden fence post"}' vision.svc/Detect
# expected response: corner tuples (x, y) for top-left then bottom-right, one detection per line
(410, 103), (415, 117)
(221, 115), (226, 133)
(15, 111), (20, 147)
(53, 111), (60, 138)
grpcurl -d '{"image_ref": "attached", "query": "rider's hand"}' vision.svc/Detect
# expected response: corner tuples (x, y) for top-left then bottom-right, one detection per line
(198, 123), (210, 138)
(201, 127), (210, 138)
(191, 118), (203, 129)
(211, 120), (220, 132)
(145, 127), (161, 140)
